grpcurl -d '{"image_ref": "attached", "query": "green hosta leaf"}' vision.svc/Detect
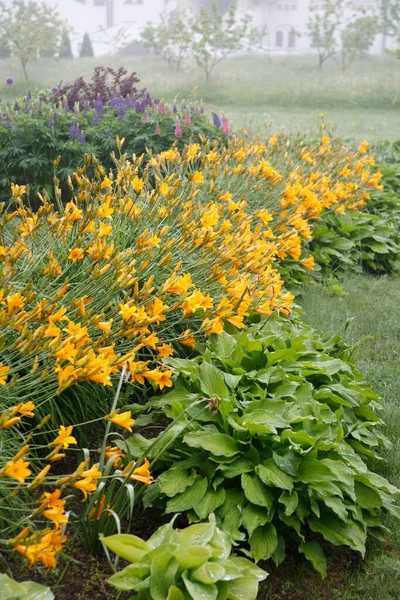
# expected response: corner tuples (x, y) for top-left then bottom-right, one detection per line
(195, 487), (226, 520)
(0, 576), (55, 600)
(354, 481), (383, 509)
(256, 460), (293, 491)
(215, 559), (242, 581)
(166, 476), (208, 513)
(158, 468), (197, 498)
(249, 524), (278, 562)
(355, 472), (399, 495)
(278, 490), (298, 516)
(20, 582), (54, 600)
(227, 576), (260, 600)
(242, 473), (274, 509)
(209, 331), (237, 359)
(103, 533), (150, 562)
(241, 410), (289, 435)
(192, 562), (226, 585)
(309, 515), (366, 556)
(322, 496), (348, 521)
(0, 574), (26, 600)
(298, 458), (333, 484)
(150, 552), (178, 600)
(280, 429), (317, 448)
(219, 457), (254, 479)
(184, 428), (240, 458)
(271, 535), (286, 567)
(242, 503), (270, 536)
(273, 451), (302, 477)
(166, 585), (185, 600)
(299, 541), (327, 578)
(229, 557), (268, 581)
(209, 526), (232, 559)
(147, 520), (179, 549)
(122, 434), (153, 459)
(180, 522), (216, 547)
(175, 546), (212, 570)
(182, 573), (218, 600)
(199, 361), (230, 399)
(108, 564), (150, 591)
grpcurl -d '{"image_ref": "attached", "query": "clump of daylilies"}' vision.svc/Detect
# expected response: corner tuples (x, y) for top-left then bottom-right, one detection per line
(0, 132), (380, 569)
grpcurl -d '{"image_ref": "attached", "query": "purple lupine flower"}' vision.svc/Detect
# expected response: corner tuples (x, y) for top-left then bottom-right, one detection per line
(174, 119), (183, 139)
(185, 112), (191, 125)
(14, 102), (20, 112)
(48, 116), (55, 128)
(155, 122), (161, 135)
(222, 113), (230, 135)
(69, 121), (80, 141)
(200, 106), (204, 115)
(51, 86), (59, 94)
(63, 99), (70, 113)
(92, 111), (99, 126)
(84, 103), (89, 117)
(27, 90), (31, 101)
(5, 113), (12, 128)
(95, 96), (104, 117)
(212, 112), (222, 128)
(5, 77), (14, 85)
(173, 104), (178, 114)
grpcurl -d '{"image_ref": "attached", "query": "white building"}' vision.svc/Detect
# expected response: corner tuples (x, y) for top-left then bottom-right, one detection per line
(177, 0), (387, 55)
(45, 0), (169, 56)
(42, 0), (389, 56)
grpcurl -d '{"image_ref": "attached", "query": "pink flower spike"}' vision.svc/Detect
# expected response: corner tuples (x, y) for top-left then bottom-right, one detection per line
(185, 112), (191, 125)
(155, 122), (161, 135)
(160, 103), (166, 114)
(222, 113), (230, 135)
(174, 119), (183, 139)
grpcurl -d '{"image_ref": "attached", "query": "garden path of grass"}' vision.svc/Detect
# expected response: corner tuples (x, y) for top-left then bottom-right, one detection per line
(269, 274), (400, 600)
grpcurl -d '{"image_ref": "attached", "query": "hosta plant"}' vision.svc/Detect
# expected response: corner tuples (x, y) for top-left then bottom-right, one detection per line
(103, 514), (267, 600)
(127, 317), (400, 576)
(0, 574), (53, 600)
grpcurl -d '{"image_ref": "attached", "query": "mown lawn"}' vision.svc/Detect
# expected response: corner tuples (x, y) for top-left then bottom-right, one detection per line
(299, 275), (400, 599)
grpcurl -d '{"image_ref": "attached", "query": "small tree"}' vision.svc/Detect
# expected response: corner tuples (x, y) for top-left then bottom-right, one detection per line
(59, 29), (74, 60)
(381, 0), (400, 39)
(307, 0), (346, 69)
(80, 32), (94, 59)
(340, 16), (378, 71)
(190, 0), (264, 83)
(141, 13), (192, 70)
(0, 0), (64, 79)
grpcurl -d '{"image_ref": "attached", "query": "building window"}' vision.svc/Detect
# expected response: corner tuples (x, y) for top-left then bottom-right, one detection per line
(276, 31), (283, 47)
(288, 30), (296, 48)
